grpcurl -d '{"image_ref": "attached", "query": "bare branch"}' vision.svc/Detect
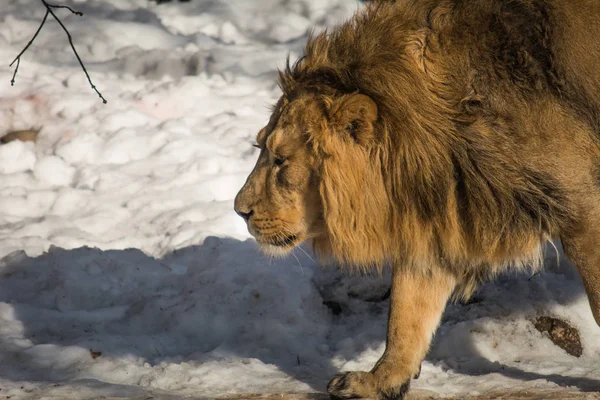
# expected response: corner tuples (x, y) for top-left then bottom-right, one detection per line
(9, 0), (107, 104)
(9, 9), (49, 85)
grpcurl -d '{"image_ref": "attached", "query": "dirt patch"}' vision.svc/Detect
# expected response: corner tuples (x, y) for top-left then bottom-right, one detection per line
(0, 129), (39, 144)
(533, 316), (583, 357)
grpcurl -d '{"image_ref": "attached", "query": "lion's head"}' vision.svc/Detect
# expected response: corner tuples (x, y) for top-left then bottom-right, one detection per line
(234, 88), (383, 259)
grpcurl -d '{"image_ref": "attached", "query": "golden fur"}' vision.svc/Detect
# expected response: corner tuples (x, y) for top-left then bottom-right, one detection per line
(235, 1), (600, 398)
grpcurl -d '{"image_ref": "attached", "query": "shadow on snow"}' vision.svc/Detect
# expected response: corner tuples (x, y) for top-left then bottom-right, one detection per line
(0, 237), (598, 396)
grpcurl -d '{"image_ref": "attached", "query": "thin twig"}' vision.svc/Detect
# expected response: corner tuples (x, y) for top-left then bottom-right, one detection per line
(10, 57), (20, 86)
(44, 3), (83, 16)
(9, 9), (49, 84)
(9, 0), (107, 104)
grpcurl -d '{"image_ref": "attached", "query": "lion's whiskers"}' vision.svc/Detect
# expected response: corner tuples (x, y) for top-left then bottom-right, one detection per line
(296, 244), (316, 264)
(291, 249), (305, 275)
(278, 220), (316, 264)
(272, 227), (305, 274)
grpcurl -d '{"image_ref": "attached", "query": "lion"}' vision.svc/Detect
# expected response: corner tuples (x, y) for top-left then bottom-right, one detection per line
(234, 1), (600, 399)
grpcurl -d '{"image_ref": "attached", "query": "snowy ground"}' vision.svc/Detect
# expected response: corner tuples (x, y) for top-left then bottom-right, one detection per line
(0, 0), (599, 399)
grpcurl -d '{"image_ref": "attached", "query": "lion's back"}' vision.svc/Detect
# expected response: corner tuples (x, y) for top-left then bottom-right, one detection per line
(550, 0), (600, 130)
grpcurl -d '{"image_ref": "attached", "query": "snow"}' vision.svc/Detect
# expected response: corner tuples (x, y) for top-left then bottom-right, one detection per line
(0, 0), (598, 399)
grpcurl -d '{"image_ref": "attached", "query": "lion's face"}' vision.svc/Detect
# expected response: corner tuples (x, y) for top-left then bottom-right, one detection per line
(235, 90), (378, 256)
(234, 95), (325, 256)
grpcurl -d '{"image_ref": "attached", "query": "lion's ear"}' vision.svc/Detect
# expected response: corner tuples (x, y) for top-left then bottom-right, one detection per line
(328, 93), (378, 146)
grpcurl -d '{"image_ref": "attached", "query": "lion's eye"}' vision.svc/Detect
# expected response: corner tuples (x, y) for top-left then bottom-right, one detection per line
(274, 157), (285, 166)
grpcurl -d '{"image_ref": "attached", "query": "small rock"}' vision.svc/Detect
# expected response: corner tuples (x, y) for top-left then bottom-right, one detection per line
(323, 300), (342, 315)
(533, 316), (582, 357)
(90, 350), (102, 359)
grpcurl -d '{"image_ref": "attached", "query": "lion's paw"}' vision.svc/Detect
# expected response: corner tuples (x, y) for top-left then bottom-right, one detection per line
(327, 371), (410, 400)
(327, 371), (375, 399)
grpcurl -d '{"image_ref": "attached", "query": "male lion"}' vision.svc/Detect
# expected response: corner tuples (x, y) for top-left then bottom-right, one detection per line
(234, 1), (600, 399)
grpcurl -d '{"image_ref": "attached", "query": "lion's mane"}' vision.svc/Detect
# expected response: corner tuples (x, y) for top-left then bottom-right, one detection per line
(278, 1), (576, 298)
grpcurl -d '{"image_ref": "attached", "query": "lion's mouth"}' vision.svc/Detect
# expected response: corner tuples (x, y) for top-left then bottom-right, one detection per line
(274, 234), (299, 247)
(258, 234), (300, 248)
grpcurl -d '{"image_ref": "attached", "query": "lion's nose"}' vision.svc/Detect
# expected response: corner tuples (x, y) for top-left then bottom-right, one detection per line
(235, 208), (254, 221)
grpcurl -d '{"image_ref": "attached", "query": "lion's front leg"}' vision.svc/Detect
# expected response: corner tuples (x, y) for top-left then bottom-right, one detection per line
(327, 267), (456, 400)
